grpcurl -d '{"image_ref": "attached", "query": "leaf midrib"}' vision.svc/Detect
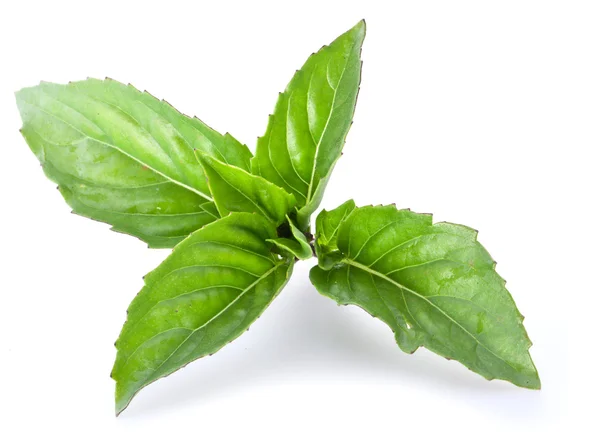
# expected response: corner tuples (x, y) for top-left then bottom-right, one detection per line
(341, 258), (520, 374)
(20, 98), (213, 201)
(305, 54), (352, 205)
(118, 262), (283, 370)
(149, 261), (285, 371)
(116, 261), (287, 414)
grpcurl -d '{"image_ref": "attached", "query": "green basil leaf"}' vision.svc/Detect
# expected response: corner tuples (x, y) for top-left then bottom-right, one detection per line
(315, 199), (356, 268)
(267, 215), (313, 260)
(252, 21), (365, 229)
(310, 204), (540, 389)
(199, 153), (296, 225)
(112, 212), (294, 414)
(16, 78), (252, 248)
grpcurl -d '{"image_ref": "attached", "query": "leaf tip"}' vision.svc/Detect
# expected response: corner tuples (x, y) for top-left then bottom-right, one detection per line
(520, 370), (542, 390)
(115, 404), (125, 417)
(352, 19), (367, 39)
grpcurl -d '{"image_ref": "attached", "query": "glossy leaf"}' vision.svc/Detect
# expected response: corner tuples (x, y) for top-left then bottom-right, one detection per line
(112, 213), (294, 414)
(199, 154), (296, 225)
(252, 21), (365, 229)
(16, 78), (252, 247)
(267, 215), (313, 260)
(310, 204), (540, 389)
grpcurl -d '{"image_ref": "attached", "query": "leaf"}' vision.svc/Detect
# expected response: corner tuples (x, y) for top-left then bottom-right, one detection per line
(310, 204), (540, 389)
(199, 154), (296, 225)
(314, 199), (356, 268)
(16, 78), (252, 247)
(112, 212), (294, 414)
(267, 215), (313, 260)
(252, 21), (365, 229)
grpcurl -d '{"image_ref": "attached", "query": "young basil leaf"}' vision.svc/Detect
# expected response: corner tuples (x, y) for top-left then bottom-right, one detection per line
(252, 21), (365, 229)
(16, 78), (252, 247)
(112, 212), (294, 415)
(310, 204), (540, 389)
(314, 199), (356, 269)
(199, 154), (296, 225)
(266, 215), (313, 260)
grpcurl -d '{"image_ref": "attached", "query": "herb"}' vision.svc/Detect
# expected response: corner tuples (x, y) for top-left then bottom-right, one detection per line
(15, 20), (539, 415)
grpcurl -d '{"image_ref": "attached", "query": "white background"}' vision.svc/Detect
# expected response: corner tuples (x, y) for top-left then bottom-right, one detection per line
(0, 1), (597, 441)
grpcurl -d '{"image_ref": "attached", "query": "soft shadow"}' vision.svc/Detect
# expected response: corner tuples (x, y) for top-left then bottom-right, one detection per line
(123, 264), (543, 419)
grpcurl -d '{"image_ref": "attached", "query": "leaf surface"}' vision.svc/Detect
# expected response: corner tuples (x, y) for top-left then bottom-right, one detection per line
(252, 21), (365, 229)
(310, 204), (540, 389)
(16, 78), (252, 247)
(112, 213), (293, 414)
(199, 154), (296, 225)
